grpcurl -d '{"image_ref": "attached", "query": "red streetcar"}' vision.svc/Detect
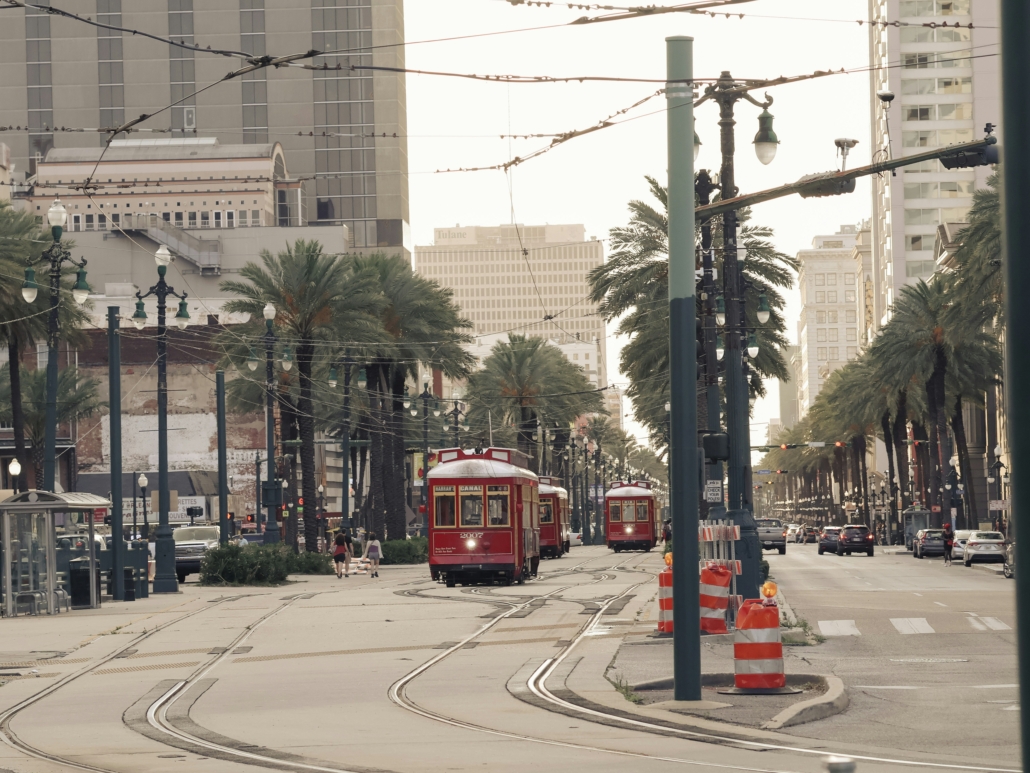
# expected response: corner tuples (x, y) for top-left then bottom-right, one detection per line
(605, 480), (659, 552)
(427, 447), (540, 587)
(538, 476), (570, 558)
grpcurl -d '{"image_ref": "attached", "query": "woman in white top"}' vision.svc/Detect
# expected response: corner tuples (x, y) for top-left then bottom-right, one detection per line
(364, 532), (382, 578)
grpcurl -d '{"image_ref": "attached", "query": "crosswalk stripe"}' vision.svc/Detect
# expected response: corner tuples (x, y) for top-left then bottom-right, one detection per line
(818, 620), (861, 636)
(982, 617), (1012, 631)
(968, 618), (987, 631)
(890, 617), (935, 635)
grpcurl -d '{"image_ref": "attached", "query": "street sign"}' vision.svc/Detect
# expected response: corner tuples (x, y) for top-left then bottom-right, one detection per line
(704, 480), (722, 503)
(808, 441), (826, 448)
(754, 469), (772, 475)
(990, 499), (1009, 510)
(931, 505), (941, 513)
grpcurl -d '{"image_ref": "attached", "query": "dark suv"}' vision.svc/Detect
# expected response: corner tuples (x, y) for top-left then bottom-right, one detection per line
(837, 524), (875, 556)
(913, 529), (945, 559)
(818, 526), (841, 555)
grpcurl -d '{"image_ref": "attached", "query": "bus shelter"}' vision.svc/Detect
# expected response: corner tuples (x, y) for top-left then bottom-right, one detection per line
(1, 490), (111, 617)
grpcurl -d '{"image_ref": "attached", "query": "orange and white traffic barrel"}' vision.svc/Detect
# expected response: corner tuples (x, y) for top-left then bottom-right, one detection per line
(699, 563), (731, 634)
(657, 567), (674, 633)
(720, 582), (799, 695)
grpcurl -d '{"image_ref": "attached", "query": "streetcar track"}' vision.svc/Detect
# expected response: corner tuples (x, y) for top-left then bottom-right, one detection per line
(390, 547), (1019, 773)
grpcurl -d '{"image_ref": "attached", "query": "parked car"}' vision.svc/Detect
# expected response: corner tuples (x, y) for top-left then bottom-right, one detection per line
(951, 529), (973, 560)
(173, 525), (222, 583)
(757, 518), (787, 554)
(569, 531), (584, 547)
(837, 524), (875, 556)
(913, 528), (945, 559)
(786, 524), (801, 541)
(1004, 540), (1015, 579)
(963, 531), (1006, 566)
(818, 526), (842, 555)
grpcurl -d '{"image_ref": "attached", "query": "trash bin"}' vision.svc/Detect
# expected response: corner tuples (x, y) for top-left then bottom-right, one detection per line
(123, 567), (136, 602)
(69, 557), (101, 609)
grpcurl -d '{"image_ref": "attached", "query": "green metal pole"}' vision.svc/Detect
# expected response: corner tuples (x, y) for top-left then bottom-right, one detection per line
(341, 362), (351, 536)
(107, 307), (125, 601)
(216, 370), (229, 546)
(152, 268), (177, 592)
(999, 3), (1030, 764)
(666, 35), (701, 702)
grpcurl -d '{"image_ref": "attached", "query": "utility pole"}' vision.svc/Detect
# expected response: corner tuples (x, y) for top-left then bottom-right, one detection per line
(697, 171), (723, 512)
(666, 36), (701, 702)
(217, 370), (229, 546)
(107, 307), (125, 601)
(999, 3), (1029, 764)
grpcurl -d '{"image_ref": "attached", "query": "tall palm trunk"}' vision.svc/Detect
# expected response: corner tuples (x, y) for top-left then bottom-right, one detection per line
(385, 366), (407, 541)
(833, 446), (846, 523)
(8, 336), (30, 490)
(912, 421), (930, 506)
(950, 395), (980, 530)
(892, 390), (910, 509)
(368, 364), (388, 539)
(932, 348), (950, 506)
(881, 410), (898, 532)
(924, 378), (942, 509)
(297, 342), (319, 551)
(857, 435), (870, 528)
(849, 440), (862, 520)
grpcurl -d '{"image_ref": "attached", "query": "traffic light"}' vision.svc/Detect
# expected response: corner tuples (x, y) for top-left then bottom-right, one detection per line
(798, 172), (858, 199)
(776, 469), (790, 474)
(834, 441), (845, 448)
(246, 514), (255, 523)
(779, 443), (798, 450)
(226, 512), (235, 521)
(939, 140), (998, 170)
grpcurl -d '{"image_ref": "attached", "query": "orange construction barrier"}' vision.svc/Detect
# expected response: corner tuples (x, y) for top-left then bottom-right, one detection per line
(699, 564), (731, 634)
(657, 567), (673, 633)
(731, 599), (785, 691)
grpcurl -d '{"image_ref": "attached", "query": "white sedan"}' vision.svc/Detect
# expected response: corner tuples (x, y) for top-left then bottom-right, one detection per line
(964, 531), (1006, 566)
(569, 531), (584, 547)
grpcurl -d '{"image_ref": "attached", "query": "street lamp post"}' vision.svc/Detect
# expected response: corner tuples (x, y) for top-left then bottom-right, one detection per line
(330, 357), (363, 536)
(447, 399), (469, 446)
(132, 246), (189, 593)
(408, 374), (438, 536)
(21, 199), (91, 492)
(8, 459), (22, 494)
(138, 473), (148, 542)
(261, 302), (282, 544)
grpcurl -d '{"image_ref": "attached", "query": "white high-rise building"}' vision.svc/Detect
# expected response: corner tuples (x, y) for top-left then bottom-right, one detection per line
(795, 226), (861, 417)
(868, 0), (1000, 328)
(414, 224), (607, 389)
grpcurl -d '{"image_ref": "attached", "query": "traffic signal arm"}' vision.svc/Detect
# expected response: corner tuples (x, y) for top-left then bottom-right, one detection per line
(696, 134), (998, 219)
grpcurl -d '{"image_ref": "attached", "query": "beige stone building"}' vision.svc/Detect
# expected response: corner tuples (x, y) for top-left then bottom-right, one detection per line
(0, 0), (408, 253)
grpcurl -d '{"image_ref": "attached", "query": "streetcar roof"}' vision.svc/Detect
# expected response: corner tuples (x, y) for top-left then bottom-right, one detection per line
(605, 483), (654, 499)
(539, 482), (569, 498)
(427, 447), (537, 481)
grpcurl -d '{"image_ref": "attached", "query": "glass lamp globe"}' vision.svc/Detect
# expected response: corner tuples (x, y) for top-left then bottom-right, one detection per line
(47, 198), (68, 228)
(154, 245), (172, 268)
(174, 298), (190, 330)
(72, 267), (90, 305)
(21, 267), (38, 303)
(328, 367), (338, 388)
(753, 109), (779, 165)
(138, 473), (149, 489)
(247, 348), (259, 371)
(263, 302), (276, 321)
(132, 299), (147, 330)
(9, 458), (22, 478)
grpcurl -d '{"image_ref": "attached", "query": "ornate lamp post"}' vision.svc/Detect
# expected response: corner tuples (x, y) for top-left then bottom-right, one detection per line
(259, 302), (284, 544)
(131, 246), (189, 592)
(8, 459), (22, 494)
(138, 472), (149, 541)
(21, 199), (90, 492)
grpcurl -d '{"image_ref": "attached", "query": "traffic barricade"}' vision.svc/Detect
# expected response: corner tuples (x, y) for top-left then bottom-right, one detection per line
(720, 581), (800, 695)
(699, 563), (731, 634)
(658, 566), (673, 633)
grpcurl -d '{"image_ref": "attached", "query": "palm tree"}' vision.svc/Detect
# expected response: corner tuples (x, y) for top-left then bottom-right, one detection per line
(220, 240), (381, 551)
(465, 334), (603, 472)
(346, 254), (475, 541)
(0, 364), (104, 482)
(588, 176), (797, 449)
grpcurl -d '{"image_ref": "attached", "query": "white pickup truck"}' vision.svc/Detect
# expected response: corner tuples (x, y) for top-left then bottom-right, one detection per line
(756, 518), (787, 555)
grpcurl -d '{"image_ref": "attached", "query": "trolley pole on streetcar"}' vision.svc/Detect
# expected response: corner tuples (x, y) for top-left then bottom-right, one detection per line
(666, 36), (702, 701)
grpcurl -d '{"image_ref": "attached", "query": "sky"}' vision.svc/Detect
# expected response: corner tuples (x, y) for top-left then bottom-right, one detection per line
(402, 0), (874, 450)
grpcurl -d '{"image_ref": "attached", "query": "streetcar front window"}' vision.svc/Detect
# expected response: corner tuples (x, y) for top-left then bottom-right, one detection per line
(487, 485), (509, 526)
(460, 486), (484, 527)
(540, 503), (553, 524)
(610, 503), (621, 522)
(636, 501), (649, 522)
(434, 486), (456, 527)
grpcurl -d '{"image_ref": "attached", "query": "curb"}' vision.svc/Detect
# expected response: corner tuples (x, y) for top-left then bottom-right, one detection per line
(762, 676), (848, 729)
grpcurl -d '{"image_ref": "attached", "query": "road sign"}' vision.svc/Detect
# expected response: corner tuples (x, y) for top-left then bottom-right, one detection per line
(990, 499), (1010, 510)
(754, 469), (772, 475)
(807, 441), (826, 448)
(704, 480), (722, 503)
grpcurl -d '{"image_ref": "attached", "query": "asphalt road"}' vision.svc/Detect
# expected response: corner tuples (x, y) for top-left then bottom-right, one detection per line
(0, 544), (1020, 773)
(768, 542), (1018, 760)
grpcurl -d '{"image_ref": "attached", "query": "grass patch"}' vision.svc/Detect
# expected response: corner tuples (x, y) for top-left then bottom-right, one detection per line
(200, 544), (333, 586)
(780, 607), (825, 645)
(607, 674), (644, 704)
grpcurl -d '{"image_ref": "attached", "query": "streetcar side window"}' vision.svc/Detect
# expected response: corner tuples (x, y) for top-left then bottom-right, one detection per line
(460, 486), (484, 527)
(636, 501), (649, 522)
(434, 486), (456, 527)
(487, 485), (509, 526)
(610, 502), (622, 522)
(540, 502), (553, 524)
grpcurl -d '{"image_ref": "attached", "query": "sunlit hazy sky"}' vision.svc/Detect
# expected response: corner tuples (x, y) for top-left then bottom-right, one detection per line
(403, 0), (873, 450)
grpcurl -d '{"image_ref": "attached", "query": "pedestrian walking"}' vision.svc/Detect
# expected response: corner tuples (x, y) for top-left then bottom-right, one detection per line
(333, 531), (352, 578)
(661, 519), (672, 547)
(365, 532), (382, 578)
(942, 522), (955, 566)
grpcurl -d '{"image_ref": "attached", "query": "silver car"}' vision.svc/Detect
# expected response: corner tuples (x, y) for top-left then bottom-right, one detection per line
(963, 531), (1006, 566)
(952, 529), (972, 560)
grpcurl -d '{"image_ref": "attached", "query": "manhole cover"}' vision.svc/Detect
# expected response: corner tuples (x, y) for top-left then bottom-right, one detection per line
(890, 658), (968, 663)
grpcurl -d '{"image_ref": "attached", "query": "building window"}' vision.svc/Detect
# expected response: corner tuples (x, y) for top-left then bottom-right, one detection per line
(817, 347), (827, 361)
(941, 207), (969, 222)
(846, 328), (857, 342)
(903, 131), (936, 148)
(815, 291), (825, 303)
(844, 273), (855, 285)
(828, 310), (838, 323)
(827, 291), (838, 303)
(906, 260), (936, 278)
(904, 105), (933, 121)
(828, 329), (839, 342)
(938, 76), (972, 94)
(826, 273), (837, 286)
(905, 209), (940, 226)
(939, 103), (973, 121)
(906, 235), (932, 251)
(905, 182), (939, 199)
(940, 180), (973, 198)
(816, 311), (826, 324)
(846, 309), (857, 323)
(829, 347), (839, 360)
(814, 274), (825, 286)
(844, 290), (856, 303)
(902, 79), (936, 96)
(847, 346), (858, 359)
(817, 329), (827, 342)
(36, 342), (48, 368)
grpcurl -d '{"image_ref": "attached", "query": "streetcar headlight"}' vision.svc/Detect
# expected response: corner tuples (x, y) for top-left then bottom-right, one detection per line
(466, 539), (476, 549)
(624, 525), (634, 534)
